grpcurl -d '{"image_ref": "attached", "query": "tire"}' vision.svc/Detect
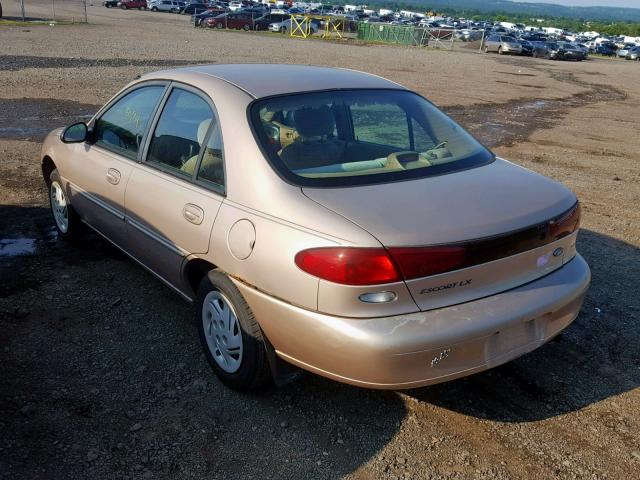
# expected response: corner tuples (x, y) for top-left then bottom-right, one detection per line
(216, 22), (223, 29)
(243, 23), (250, 31)
(196, 270), (272, 391)
(483, 45), (489, 53)
(48, 169), (82, 241)
(151, 6), (157, 10)
(498, 46), (503, 55)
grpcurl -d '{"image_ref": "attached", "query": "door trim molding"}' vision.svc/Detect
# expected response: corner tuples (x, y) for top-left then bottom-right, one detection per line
(125, 216), (189, 257)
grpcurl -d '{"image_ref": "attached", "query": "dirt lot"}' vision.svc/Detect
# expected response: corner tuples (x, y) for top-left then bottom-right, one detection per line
(1, 6), (639, 480)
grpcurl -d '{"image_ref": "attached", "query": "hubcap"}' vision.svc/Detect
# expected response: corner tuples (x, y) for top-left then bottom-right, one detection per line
(50, 181), (69, 233)
(202, 290), (243, 373)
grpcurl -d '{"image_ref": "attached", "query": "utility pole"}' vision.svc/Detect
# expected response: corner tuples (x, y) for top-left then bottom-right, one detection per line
(21, 0), (25, 21)
(83, 0), (87, 23)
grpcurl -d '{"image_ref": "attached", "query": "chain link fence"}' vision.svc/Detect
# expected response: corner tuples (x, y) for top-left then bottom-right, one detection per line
(1, 0), (89, 23)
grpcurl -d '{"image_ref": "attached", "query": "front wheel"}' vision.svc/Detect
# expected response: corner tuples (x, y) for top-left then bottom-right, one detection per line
(151, 6), (157, 10)
(216, 22), (223, 29)
(498, 46), (503, 55)
(49, 169), (82, 240)
(243, 23), (250, 31)
(196, 270), (272, 391)
(483, 45), (489, 53)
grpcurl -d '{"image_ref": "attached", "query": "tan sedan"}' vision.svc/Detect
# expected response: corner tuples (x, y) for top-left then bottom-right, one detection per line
(41, 65), (590, 390)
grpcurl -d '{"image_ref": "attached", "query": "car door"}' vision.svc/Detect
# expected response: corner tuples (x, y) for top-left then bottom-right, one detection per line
(124, 84), (225, 291)
(64, 82), (166, 247)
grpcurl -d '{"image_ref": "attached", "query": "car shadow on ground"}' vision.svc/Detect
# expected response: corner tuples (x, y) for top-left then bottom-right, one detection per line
(1, 202), (637, 477)
(0, 204), (406, 478)
(405, 229), (639, 423)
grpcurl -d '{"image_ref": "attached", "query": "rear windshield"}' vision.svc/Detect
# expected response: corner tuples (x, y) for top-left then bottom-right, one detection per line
(250, 89), (493, 187)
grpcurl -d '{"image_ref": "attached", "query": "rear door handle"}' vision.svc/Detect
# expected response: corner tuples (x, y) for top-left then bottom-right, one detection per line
(183, 204), (204, 225)
(106, 168), (121, 185)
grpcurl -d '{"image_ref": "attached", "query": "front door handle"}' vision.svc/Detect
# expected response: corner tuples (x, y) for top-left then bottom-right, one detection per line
(183, 204), (204, 225)
(106, 168), (121, 185)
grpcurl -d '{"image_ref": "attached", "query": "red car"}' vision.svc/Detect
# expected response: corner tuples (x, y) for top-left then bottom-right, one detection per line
(207, 12), (256, 30)
(119, 0), (147, 9)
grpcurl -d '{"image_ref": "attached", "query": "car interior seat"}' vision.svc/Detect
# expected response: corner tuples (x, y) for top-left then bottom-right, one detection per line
(181, 119), (224, 185)
(279, 106), (345, 170)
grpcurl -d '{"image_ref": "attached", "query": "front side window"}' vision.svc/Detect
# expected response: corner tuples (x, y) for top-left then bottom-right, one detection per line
(94, 85), (164, 159)
(146, 88), (214, 178)
(251, 89), (493, 187)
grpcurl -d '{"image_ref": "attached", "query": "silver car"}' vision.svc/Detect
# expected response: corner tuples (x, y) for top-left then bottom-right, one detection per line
(484, 34), (523, 55)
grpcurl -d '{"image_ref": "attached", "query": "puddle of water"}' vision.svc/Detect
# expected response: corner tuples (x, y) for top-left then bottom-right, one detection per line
(0, 238), (37, 257)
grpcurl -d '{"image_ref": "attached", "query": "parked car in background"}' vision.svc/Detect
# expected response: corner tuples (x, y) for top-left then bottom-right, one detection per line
(103, 0), (119, 7)
(456, 29), (482, 42)
(626, 46), (640, 61)
(192, 7), (227, 26)
(595, 44), (616, 56)
(149, 0), (181, 12)
(532, 41), (584, 61)
(182, 1), (207, 14)
(557, 41), (588, 60)
(269, 17), (319, 34)
(484, 34), (523, 55)
(516, 38), (533, 56)
(228, 1), (243, 11)
(207, 11), (256, 30)
(118, 0), (147, 8)
(616, 44), (636, 58)
(41, 64), (589, 391)
(253, 12), (290, 30)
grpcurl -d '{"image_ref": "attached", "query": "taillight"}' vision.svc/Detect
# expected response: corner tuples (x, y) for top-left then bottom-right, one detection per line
(387, 246), (467, 279)
(295, 248), (400, 285)
(549, 202), (581, 240)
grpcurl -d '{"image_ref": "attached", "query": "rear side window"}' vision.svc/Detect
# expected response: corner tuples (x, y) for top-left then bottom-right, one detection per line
(146, 88), (214, 178)
(94, 85), (164, 160)
(250, 89), (494, 187)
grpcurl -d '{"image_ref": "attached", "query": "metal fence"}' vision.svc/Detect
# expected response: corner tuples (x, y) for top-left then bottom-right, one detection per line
(357, 23), (429, 47)
(357, 23), (463, 49)
(1, 0), (89, 23)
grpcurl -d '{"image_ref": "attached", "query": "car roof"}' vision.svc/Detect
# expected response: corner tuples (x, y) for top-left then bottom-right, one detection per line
(141, 64), (405, 99)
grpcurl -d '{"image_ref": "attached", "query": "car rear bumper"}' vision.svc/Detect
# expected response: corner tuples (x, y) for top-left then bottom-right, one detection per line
(233, 254), (590, 389)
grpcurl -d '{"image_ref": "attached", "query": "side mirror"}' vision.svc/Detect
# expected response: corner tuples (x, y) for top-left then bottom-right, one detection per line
(61, 122), (88, 143)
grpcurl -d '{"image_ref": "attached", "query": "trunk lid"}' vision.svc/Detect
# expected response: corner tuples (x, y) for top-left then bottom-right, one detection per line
(302, 158), (579, 311)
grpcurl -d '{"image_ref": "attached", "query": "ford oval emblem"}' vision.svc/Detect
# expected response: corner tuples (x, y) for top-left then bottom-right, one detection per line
(553, 247), (564, 257)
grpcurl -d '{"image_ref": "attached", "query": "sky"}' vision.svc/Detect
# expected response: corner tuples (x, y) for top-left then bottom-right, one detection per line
(513, 0), (640, 7)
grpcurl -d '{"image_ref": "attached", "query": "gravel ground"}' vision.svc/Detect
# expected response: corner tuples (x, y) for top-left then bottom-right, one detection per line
(1, 7), (639, 480)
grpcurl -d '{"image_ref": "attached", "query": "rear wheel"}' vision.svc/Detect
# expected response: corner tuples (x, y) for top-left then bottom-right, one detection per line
(498, 46), (503, 55)
(196, 270), (272, 391)
(483, 45), (489, 53)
